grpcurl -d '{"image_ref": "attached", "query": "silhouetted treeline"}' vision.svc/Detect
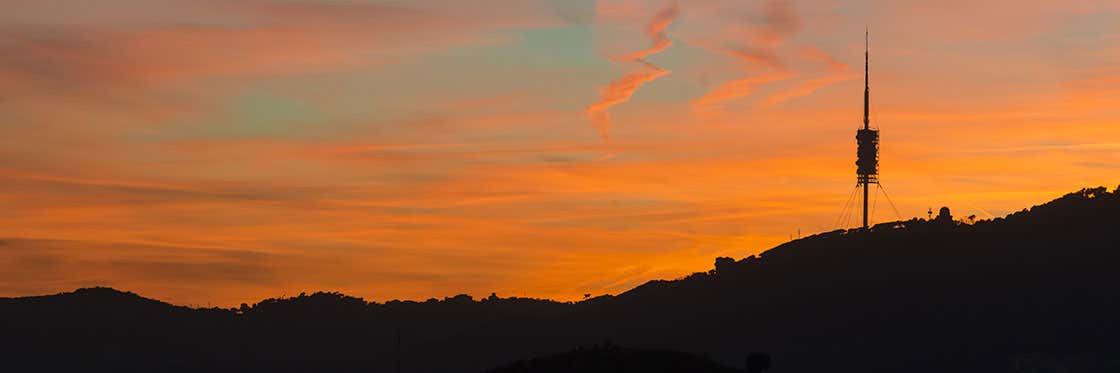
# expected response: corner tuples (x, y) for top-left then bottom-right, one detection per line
(4, 187), (1120, 372)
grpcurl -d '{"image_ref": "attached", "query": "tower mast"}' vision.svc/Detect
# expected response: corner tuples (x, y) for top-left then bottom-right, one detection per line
(862, 30), (869, 229)
(864, 29), (870, 131)
(855, 29), (879, 229)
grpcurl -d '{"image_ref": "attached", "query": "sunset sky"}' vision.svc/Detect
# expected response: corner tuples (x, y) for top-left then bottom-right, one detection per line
(1, 0), (1118, 306)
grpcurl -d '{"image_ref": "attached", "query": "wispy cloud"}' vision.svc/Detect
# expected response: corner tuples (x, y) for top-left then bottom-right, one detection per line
(759, 45), (856, 107)
(0, 1), (555, 90)
(692, 72), (793, 109)
(586, 1), (679, 140)
(586, 63), (672, 140)
(617, 2), (680, 63)
(690, 0), (800, 116)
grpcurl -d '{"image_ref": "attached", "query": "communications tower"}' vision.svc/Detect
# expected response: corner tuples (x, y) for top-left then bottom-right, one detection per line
(856, 30), (879, 229)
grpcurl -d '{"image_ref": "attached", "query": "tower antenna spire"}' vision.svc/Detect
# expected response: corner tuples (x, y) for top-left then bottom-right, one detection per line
(863, 28), (870, 130)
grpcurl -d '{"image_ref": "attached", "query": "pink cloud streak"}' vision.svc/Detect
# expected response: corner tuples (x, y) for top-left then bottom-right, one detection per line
(586, 1), (680, 140)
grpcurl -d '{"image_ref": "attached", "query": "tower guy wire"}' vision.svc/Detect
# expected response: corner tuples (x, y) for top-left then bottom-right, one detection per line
(835, 183), (861, 230)
(878, 182), (904, 221)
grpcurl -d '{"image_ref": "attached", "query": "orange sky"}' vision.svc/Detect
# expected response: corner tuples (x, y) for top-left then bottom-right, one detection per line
(1, 0), (1118, 306)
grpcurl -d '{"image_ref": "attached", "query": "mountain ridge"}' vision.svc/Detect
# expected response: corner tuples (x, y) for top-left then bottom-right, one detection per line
(4, 186), (1120, 372)
(9, 186), (1117, 309)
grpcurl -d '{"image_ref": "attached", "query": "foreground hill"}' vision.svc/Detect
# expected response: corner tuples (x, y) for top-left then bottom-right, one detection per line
(483, 343), (749, 373)
(4, 187), (1120, 372)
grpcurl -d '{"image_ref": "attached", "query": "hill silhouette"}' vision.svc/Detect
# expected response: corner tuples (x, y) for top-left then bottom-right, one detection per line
(4, 187), (1120, 372)
(483, 343), (748, 373)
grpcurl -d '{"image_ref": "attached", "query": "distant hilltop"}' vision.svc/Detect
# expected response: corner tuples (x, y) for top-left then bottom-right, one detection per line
(4, 186), (1120, 373)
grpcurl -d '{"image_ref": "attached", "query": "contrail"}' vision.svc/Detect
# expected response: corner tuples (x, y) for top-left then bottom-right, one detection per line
(586, 63), (671, 140)
(618, 2), (680, 63)
(586, 1), (679, 140)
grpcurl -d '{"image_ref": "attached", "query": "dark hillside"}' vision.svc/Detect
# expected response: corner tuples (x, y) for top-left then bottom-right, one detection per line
(3, 187), (1120, 372)
(483, 344), (747, 373)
